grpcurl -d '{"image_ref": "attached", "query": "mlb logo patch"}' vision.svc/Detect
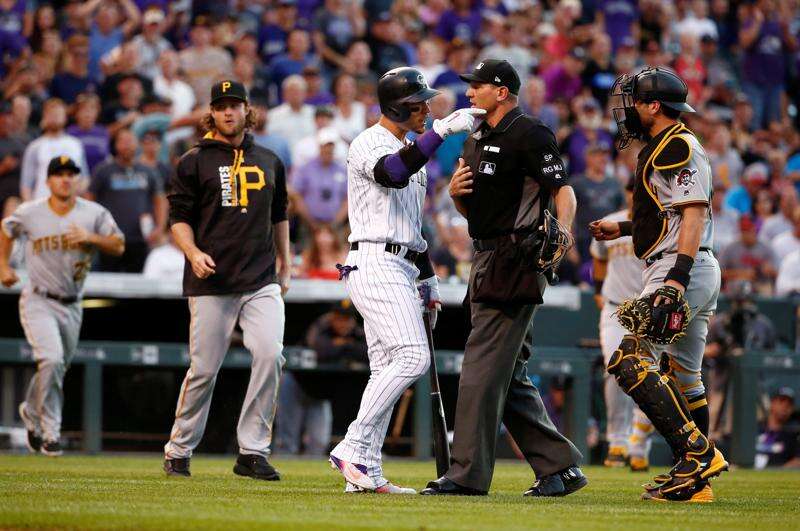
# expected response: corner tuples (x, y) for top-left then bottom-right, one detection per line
(479, 161), (496, 175)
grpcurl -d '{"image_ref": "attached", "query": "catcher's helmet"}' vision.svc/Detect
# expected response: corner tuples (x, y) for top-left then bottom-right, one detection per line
(610, 67), (694, 148)
(377, 67), (440, 123)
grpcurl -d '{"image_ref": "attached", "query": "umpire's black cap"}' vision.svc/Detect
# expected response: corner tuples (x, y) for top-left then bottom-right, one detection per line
(210, 80), (248, 105)
(459, 59), (521, 95)
(47, 155), (81, 176)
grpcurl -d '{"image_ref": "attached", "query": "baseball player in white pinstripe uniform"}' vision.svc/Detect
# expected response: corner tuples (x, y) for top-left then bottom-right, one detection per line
(328, 67), (484, 494)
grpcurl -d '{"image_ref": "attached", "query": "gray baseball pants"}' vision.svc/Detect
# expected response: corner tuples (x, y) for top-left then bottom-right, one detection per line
(164, 283), (285, 459)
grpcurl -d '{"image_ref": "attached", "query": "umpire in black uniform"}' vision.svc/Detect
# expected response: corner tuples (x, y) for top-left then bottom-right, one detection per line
(421, 60), (586, 496)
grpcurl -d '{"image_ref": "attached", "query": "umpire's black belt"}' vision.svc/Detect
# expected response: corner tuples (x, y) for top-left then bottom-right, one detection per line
(33, 286), (79, 305)
(472, 233), (523, 252)
(350, 242), (420, 262)
(645, 247), (712, 267)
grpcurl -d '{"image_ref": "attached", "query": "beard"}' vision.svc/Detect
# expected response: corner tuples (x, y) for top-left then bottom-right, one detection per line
(216, 117), (246, 139)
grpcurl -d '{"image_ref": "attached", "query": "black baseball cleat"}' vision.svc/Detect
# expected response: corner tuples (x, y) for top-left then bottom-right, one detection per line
(524, 465), (588, 497)
(233, 453), (280, 481)
(164, 457), (191, 477)
(419, 477), (487, 496)
(18, 403), (42, 453)
(40, 440), (63, 457)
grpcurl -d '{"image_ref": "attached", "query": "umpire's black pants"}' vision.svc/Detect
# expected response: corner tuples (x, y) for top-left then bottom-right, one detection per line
(445, 251), (582, 492)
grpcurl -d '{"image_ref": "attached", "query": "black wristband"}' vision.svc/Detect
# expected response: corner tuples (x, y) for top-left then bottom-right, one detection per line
(414, 248), (435, 280)
(664, 253), (694, 288)
(594, 279), (604, 295)
(618, 221), (632, 236)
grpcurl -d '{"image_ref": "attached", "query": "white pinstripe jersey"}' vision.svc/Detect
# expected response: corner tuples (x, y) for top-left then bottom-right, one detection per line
(346, 124), (427, 252)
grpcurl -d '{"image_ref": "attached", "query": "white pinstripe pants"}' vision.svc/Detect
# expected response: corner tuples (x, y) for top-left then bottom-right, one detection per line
(330, 242), (430, 483)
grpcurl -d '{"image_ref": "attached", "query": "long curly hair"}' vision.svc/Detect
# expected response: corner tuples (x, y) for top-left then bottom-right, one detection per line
(200, 106), (258, 133)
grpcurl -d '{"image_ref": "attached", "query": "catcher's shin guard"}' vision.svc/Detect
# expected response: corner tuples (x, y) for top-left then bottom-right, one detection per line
(608, 336), (729, 500)
(607, 336), (703, 454)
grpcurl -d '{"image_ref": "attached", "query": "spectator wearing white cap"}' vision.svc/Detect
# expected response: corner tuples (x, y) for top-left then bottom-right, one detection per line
(289, 127), (348, 230)
(292, 106), (347, 169)
(131, 8), (173, 81)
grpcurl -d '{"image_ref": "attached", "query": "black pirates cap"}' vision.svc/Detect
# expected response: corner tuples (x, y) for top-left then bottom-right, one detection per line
(210, 80), (248, 105)
(47, 155), (81, 176)
(459, 59), (521, 95)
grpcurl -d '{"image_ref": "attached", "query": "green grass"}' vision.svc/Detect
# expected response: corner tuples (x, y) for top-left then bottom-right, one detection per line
(0, 455), (799, 530)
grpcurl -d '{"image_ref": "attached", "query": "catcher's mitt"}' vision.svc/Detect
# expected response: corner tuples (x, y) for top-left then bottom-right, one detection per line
(615, 285), (691, 344)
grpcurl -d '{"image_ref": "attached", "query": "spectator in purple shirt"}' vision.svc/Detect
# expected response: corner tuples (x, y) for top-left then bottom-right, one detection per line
(259, 0), (301, 63)
(739, 0), (798, 130)
(302, 65), (335, 105)
(268, 28), (319, 102)
(562, 98), (614, 176)
(50, 34), (96, 104)
(0, 28), (26, 78)
(433, 40), (474, 109)
(0, 0), (27, 39)
(434, 0), (482, 46)
(289, 127), (348, 229)
(66, 93), (109, 173)
(595, 0), (639, 52)
(541, 49), (585, 103)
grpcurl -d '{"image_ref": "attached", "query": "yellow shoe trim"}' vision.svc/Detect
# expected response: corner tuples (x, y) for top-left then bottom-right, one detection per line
(700, 448), (729, 480)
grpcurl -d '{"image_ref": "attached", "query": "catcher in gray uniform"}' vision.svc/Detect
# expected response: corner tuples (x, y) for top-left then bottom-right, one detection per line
(0, 156), (124, 456)
(590, 67), (727, 502)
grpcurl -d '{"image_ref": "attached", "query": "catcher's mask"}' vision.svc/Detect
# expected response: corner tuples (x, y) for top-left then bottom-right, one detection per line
(610, 74), (643, 150)
(536, 209), (573, 272)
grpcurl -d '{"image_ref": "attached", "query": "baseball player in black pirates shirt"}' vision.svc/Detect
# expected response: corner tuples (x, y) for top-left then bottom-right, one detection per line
(163, 81), (290, 481)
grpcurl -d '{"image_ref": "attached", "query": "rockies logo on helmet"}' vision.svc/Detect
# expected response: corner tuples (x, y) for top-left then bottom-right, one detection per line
(377, 67), (440, 123)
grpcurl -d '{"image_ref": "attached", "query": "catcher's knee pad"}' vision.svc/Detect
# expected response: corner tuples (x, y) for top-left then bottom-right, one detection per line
(607, 335), (655, 393)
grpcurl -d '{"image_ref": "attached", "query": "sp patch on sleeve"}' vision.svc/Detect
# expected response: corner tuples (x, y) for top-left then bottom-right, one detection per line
(540, 152), (565, 181)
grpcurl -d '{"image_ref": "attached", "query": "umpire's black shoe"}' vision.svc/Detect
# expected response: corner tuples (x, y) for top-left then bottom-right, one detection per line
(524, 465), (587, 497)
(164, 457), (191, 477)
(233, 453), (280, 481)
(419, 477), (487, 496)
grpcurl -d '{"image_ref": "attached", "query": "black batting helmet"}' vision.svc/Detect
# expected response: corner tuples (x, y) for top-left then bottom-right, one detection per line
(377, 67), (440, 123)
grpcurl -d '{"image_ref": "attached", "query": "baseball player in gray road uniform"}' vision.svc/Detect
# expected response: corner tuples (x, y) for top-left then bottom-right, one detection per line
(162, 81), (290, 481)
(591, 205), (643, 468)
(0, 156), (124, 456)
(591, 67), (726, 502)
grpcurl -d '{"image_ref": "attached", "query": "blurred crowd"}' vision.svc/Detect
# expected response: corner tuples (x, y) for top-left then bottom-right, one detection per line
(1, 0), (800, 297)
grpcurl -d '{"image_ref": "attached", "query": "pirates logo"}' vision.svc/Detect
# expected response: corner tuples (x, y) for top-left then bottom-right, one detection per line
(676, 168), (697, 188)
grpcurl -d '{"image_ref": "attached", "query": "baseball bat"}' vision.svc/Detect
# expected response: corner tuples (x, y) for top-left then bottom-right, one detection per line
(423, 312), (450, 478)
